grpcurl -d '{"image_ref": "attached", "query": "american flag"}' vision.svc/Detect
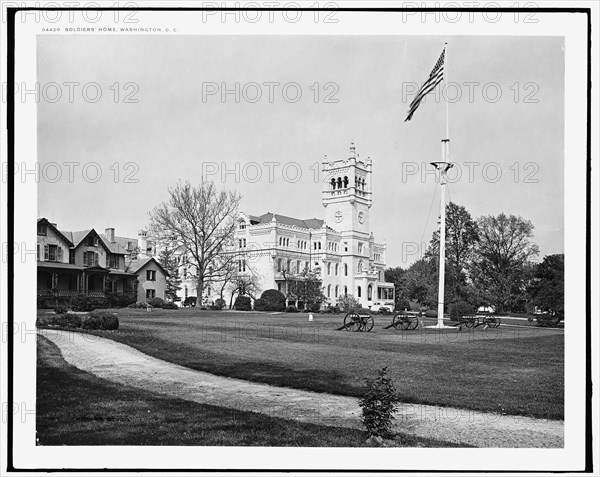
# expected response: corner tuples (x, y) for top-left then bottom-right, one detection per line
(405, 48), (446, 122)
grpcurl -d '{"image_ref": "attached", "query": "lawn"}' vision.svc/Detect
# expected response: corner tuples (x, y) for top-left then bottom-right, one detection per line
(42, 307), (564, 420)
(37, 335), (463, 447)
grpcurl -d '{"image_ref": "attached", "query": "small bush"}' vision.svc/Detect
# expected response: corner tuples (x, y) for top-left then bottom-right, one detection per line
(54, 305), (68, 314)
(260, 289), (286, 312)
(37, 297), (52, 309)
(71, 294), (95, 312)
(424, 309), (437, 318)
(183, 296), (197, 307)
(234, 295), (252, 311)
(128, 302), (148, 309)
(163, 302), (178, 310)
(214, 298), (226, 310)
(253, 298), (267, 311)
(82, 311), (119, 330)
(359, 367), (400, 438)
(209, 304), (222, 310)
(285, 305), (299, 313)
(309, 302), (322, 313)
(149, 297), (165, 309)
(396, 299), (411, 312)
(36, 313), (82, 329)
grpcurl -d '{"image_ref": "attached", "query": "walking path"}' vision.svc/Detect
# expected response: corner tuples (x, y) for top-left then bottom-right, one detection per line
(40, 329), (563, 448)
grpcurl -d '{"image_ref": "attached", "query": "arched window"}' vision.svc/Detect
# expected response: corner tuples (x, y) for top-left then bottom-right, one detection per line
(344, 263), (348, 276)
(327, 262), (331, 275)
(344, 286), (348, 295)
(337, 177), (342, 189)
(287, 259), (291, 271)
(367, 284), (373, 300)
(343, 176), (348, 188)
(335, 263), (339, 276)
(277, 258), (282, 272)
(335, 286), (339, 298)
(357, 286), (362, 298)
(358, 260), (363, 272)
(327, 285), (331, 298)
(330, 178), (336, 190)
(296, 260), (301, 273)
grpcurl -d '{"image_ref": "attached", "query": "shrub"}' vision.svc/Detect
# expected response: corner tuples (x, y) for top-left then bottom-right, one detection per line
(71, 294), (95, 312)
(36, 313), (82, 328)
(54, 304), (68, 314)
(183, 296), (197, 307)
(424, 309), (437, 318)
(214, 298), (226, 310)
(396, 299), (411, 312)
(337, 294), (361, 313)
(163, 302), (178, 310)
(359, 367), (399, 438)
(253, 298), (267, 311)
(285, 305), (299, 313)
(234, 295), (252, 311)
(37, 297), (52, 309)
(128, 302), (148, 309)
(82, 311), (119, 330)
(149, 297), (166, 309)
(260, 289), (286, 312)
(309, 302), (322, 313)
(448, 301), (475, 320)
(209, 304), (222, 310)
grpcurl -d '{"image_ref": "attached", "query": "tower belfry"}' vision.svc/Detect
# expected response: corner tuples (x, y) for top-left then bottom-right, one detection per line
(322, 142), (372, 234)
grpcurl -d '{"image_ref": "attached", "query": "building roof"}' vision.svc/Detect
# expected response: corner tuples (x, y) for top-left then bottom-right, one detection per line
(125, 256), (169, 276)
(252, 212), (324, 230)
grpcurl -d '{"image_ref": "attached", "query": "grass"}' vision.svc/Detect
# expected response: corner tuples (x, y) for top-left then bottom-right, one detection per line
(36, 335), (463, 447)
(38, 307), (564, 420)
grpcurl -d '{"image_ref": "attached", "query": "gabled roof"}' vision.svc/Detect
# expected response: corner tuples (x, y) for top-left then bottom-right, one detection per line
(37, 218), (73, 246)
(125, 256), (169, 276)
(252, 212), (324, 230)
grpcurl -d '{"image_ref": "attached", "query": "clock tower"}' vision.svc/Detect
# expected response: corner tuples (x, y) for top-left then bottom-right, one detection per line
(322, 142), (372, 235)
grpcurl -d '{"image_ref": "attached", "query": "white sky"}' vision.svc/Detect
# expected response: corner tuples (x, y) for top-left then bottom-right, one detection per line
(37, 35), (564, 266)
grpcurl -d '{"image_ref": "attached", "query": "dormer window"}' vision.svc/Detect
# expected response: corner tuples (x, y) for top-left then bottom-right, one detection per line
(86, 235), (99, 247)
(37, 223), (47, 236)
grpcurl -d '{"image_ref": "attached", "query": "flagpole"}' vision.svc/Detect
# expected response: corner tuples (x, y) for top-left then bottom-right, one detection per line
(429, 41), (453, 329)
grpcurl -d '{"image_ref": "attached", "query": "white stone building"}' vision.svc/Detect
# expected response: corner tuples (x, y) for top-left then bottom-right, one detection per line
(223, 143), (395, 310)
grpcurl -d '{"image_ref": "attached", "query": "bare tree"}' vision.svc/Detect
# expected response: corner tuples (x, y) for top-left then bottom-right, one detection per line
(149, 180), (242, 307)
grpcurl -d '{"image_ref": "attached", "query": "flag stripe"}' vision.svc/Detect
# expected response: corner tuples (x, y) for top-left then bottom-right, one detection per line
(405, 48), (445, 122)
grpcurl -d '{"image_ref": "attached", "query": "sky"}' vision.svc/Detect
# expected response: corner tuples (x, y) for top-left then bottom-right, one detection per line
(37, 35), (564, 267)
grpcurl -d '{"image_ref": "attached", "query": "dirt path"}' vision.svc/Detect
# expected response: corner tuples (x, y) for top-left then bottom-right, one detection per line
(40, 329), (563, 448)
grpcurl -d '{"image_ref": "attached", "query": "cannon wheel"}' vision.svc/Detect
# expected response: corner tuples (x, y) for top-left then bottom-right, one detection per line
(464, 316), (479, 329)
(408, 316), (419, 330)
(363, 314), (374, 332)
(488, 316), (500, 328)
(392, 313), (405, 330)
(344, 312), (361, 332)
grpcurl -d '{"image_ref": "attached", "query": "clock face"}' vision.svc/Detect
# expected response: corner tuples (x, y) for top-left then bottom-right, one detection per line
(334, 211), (343, 223)
(358, 212), (365, 224)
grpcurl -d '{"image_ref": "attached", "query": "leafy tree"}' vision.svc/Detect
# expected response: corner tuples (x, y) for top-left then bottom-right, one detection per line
(528, 254), (564, 314)
(403, 258), (438, 308)
(283, 268), (325, 311)
(228, 272), (261, 309)
(336, 294), (360, 313)
(426, 202), (479, 304)
(158, 246), (182, 302)
(472, 213), (539, 312)
(384, 266), (408, 310)
(149, 180), (242, 307)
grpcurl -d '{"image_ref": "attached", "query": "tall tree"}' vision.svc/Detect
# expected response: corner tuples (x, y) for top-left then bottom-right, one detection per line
(403, 258), (438, 308)
(283, 267), (325, 310)
(149, 180), (242, 307)
(157, 246), (182, 302)
(472, 213), (539, 312)
(426, 202), (479, 304)
(527, 254), (564, 314)
(384, 266), (408, 309)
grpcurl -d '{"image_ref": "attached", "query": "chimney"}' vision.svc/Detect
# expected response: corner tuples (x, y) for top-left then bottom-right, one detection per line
(138, 230), (147, 255)
(105, 227), (115, 243)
